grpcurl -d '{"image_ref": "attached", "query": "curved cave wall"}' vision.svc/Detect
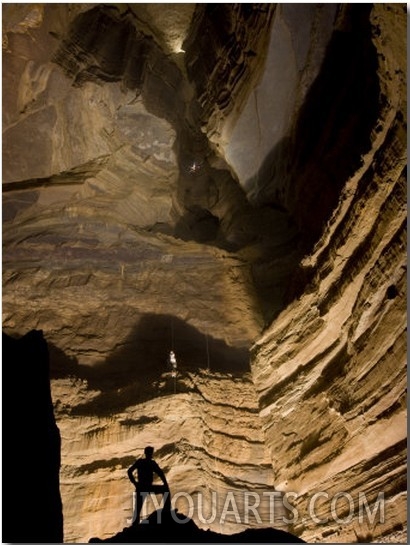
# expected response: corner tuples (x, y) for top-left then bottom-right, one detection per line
(2, 3), (407, 543)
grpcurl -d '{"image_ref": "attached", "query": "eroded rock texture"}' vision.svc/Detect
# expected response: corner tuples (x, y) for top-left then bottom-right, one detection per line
(2, 3), (407, 543)
(251, 5), (407, 543)
(55, 370), (283, 541)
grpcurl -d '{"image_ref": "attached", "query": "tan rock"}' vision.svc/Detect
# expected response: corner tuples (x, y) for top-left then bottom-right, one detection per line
(2, 3), (406, 543)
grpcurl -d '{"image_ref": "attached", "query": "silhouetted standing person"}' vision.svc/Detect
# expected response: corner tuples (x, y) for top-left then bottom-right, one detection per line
(127, 446), (170, 525)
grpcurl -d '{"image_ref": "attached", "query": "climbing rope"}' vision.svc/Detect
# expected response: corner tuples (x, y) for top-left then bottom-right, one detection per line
(205, 333), (210, 371)
(169, 317), (177, 393)
(170, 316), (175, 351)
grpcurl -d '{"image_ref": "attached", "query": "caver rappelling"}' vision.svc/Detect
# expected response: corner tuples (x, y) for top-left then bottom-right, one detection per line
(169, 350), (177, 378)
(168, 349), (178, 393)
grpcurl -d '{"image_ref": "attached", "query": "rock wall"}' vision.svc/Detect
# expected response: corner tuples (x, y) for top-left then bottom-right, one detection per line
(250, 4), (407, 542)
(2, 3), (407, 544)
(53, 370), (282, 543)
(218, 4), (338, 194)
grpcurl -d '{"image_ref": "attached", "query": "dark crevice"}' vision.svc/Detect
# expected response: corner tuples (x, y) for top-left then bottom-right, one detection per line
(248, 4), (380, 291)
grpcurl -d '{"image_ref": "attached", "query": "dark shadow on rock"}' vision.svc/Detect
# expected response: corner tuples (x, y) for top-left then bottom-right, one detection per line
(49, 314), (250, 416)
(2, 330), (64, 543)
(248, 4), (380, 256)
(88, 508), (306, 543)
(174, 205), (221, 244)
(48, 340), (82, 377)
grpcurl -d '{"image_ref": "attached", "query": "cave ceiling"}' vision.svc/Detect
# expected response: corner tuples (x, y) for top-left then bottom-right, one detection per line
(2, 3), (317, 370)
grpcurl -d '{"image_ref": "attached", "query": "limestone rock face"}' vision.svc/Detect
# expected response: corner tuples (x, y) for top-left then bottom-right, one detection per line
(55, 370), (282, 542)
(2, 3), (407, 544)
(251, 4), (407, 542)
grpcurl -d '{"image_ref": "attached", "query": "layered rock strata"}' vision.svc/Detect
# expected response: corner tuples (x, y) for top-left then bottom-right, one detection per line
(53, 370), (281, 543)
(251, 4), (407, 542)
(2, 3), (407, 544)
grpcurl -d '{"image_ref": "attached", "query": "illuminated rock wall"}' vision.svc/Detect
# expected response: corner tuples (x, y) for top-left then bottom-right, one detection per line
(54, 370), (282, 542)
(251, 5), (407, 542)
(2, 4), (406, 543)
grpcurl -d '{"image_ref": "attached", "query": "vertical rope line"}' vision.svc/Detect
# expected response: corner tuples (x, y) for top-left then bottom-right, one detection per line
(170, 317), (176, 393)
(205, 333), (210, 370)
